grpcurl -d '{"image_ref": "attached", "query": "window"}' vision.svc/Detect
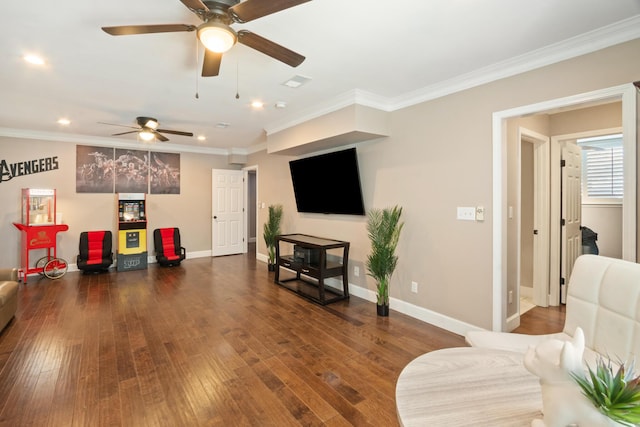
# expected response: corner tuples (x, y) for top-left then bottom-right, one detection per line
(577, 133), (623, 204)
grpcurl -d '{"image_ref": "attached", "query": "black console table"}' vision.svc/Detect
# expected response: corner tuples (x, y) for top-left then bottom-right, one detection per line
(274, 234), (350, 305)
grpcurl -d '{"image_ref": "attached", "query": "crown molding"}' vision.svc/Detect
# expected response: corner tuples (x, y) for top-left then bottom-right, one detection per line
(4, 16), (638, 156)
(386, 14), (640, 111)
(0, 127), (242, 156)
(264, 15), (640, 135)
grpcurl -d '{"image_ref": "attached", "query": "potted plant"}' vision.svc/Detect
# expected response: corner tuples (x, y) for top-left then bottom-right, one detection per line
(263, 204), (283, 271)
(571, 357), (640, 426)
(366, 205), (404, 316)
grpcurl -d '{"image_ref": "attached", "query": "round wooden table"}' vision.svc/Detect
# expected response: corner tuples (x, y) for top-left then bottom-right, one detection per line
(395, 347), (543, 426)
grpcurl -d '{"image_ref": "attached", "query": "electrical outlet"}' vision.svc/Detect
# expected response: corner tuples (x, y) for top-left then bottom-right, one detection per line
(354, 266), (360, 277)
(411, 281), (418, 293)
(508, 290), (513, 304)
(475, 206), (485, 221)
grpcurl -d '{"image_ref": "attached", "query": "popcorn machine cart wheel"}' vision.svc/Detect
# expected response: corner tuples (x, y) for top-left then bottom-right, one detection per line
(12, 223), (69, 281)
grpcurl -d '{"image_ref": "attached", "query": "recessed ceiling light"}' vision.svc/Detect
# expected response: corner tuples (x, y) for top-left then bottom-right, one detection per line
(23, 54), (45, 65)
(57, 118), (71, 125)
(251, 101), (264, 109)
(197, 135), (206, 141)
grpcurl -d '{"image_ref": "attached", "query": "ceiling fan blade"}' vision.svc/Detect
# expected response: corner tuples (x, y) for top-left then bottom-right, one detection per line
(230, 0), (311, 23)
(202, 50), (222, 77)
(180, 0), (209, 12)
(157, 129), (194, 137)
(98, 122), (139, 129)
(238, 30), (305, 67)
(152, 131), (169, 142)
(112, 130), (140, 136)
(102, 24), (196, 36)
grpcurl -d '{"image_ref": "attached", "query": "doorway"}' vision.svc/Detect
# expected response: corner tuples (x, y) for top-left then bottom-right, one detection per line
(243, 166), (258, 255)
(518, 129), (550, 314)
(493, 83), (637, 332)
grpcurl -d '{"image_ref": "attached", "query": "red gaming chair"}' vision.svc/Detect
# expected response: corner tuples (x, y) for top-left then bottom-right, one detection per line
(153, 228), (186, 266)
(77, 230), (113, 273)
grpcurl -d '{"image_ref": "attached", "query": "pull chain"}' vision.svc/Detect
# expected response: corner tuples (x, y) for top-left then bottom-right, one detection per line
(235, 62), (240, 99)
(195, 38), (200, 99)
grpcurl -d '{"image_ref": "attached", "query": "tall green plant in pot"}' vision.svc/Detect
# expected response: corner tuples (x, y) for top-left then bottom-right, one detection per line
(263, 204), (283, 271)
(366, 206), (404, 316)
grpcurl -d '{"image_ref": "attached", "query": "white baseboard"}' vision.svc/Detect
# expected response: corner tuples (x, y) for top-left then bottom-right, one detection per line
(506, 312), (521, 331)
(519, 285), (533, 300)
(22, 249), (215, 280)
(324, 278), (482, 337)
(184, 250), (212, 260)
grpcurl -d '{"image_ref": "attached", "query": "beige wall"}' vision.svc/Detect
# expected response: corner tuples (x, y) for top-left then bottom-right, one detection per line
(0, 138), (237, 268)
(549, 102), (622, 136)
(2, 38), (639, 332)
(251, 38), (640, 330)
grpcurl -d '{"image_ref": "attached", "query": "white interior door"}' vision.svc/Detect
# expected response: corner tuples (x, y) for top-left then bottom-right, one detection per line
(212, 169), (244, 256)
(560, 142), (582, 303)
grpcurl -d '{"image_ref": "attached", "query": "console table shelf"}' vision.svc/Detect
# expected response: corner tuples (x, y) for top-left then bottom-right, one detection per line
(274, 234), (350, 305)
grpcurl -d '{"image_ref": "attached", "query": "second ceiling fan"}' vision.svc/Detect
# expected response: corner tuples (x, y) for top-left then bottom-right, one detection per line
(101, 117), (193, 142)
(102, 0), (310, 77)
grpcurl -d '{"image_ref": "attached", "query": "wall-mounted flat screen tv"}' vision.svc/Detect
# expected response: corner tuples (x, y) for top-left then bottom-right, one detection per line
(289, 147), (366, 215)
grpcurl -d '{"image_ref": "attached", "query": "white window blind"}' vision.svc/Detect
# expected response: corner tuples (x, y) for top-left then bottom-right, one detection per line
(577, 134), (623, 202)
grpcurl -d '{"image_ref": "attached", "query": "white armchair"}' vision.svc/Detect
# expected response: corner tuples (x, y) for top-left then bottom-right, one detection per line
(466, 255), (640, 367)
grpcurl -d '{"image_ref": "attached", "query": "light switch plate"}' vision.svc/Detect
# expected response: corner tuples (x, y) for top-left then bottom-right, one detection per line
(457, 207), (475, 221)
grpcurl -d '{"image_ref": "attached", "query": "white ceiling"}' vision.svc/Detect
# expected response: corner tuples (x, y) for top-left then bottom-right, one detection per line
(2, 0), (640, 154)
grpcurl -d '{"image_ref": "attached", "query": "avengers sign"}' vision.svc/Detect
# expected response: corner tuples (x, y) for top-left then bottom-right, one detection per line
(0, 156), (59, 183)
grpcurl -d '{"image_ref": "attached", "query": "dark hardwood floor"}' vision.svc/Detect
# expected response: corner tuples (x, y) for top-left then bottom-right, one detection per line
(0, 250), (564, 426)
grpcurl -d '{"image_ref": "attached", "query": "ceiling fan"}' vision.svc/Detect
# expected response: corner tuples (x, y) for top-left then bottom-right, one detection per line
(102, 0), (310, 77)
(100, 117), (194, 142)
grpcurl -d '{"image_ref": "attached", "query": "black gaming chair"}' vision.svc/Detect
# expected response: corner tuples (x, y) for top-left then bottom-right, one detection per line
(77, 230), (113, 273)
(153, 228), (186, 266)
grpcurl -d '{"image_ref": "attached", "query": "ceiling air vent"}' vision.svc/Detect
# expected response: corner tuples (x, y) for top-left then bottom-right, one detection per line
(282, 75), (311, 88)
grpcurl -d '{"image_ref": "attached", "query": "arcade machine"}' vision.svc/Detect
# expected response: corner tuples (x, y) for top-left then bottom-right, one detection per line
(116, 193), (148, 271)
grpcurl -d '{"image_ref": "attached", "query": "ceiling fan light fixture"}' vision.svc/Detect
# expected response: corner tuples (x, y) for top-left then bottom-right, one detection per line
(198, 22), (237, 53)
(139, 130), (155, 141)
(144, 119), (158, 129)
(23, 54), (45, 65)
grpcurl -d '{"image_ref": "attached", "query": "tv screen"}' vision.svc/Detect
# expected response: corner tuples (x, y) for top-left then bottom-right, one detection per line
(289, 148), (366, 215)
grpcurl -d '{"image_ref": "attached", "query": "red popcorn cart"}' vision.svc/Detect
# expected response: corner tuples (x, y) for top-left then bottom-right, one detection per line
(12, 189), (68, 281)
